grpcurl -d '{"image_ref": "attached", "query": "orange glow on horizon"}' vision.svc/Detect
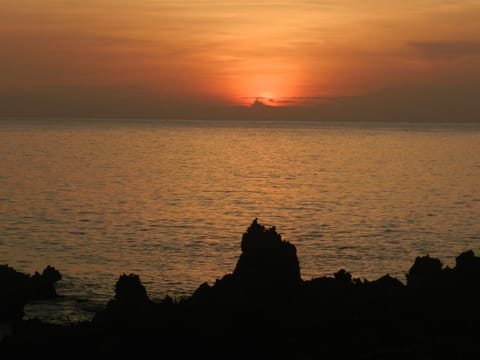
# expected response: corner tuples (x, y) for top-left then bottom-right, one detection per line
(1, 0), (480, 116)
(227, 67), (303, 107)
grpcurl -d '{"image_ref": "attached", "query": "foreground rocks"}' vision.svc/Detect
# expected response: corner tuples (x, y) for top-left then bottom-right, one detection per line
(0, 265), (61, 321)
(1, 219), (480, 358)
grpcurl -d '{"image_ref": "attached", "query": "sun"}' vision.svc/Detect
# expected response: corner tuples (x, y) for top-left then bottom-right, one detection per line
(235, 78), (293, 107)
(255, 92), (280, 106)
(226, 64), (302, 107)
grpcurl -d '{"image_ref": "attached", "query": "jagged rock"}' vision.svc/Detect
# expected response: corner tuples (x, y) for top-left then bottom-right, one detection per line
(455, 250), (480, 277)
(233, 218), (301, 290)
(41, 265), (62, 284)
(189, 219), (302, 308)
(101, 274), (154, 315)
(369, 274), (404, 292)
(333, 269), (353, 284)
(114, 274), (149, 304)
(406, 254), (443, 289)
(4, 219), (480, 359)
(0, 265), (61, 321)
(31, 268), (61, 299)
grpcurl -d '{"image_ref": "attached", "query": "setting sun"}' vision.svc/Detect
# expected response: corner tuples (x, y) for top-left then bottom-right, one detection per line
(231, 69), (302, 107)
(2, 0), (480, 117)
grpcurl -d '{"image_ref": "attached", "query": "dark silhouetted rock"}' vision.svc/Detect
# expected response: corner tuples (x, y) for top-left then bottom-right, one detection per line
(190, 219), (302, 309)
(91, 273), (158, 333)
(406, 254), (443, 289)
(98, 273), (156, 317)
(455, 250), (480, 277)
(333, 269), (353, 284)
(41, 265), (62, 284)
(368, 274), (404, 294)
(3, 220), (480, 359)
(114, 274), (149, 305)
(234, 219), (301, 290)
(0, 265), (61, 321)
(0, 265), (30, 321)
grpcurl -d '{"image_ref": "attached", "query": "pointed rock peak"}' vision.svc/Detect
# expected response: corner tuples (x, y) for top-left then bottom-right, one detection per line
(114, 273), (150, 304)
(241, 218), (287, 253)
(234, 219), (301, 287)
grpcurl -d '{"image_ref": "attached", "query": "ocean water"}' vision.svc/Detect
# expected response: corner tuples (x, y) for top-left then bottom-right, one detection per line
(1, 118), (479, 323)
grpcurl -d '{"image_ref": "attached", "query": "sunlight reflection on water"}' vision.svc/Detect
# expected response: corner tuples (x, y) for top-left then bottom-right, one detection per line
(1, 119), (480, 322)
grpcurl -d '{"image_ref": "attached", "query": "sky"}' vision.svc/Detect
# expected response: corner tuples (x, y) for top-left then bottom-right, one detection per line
(1, 0), (479, 120)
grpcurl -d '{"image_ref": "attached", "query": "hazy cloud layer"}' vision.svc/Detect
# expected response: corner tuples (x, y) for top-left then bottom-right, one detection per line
(409, 41), (480, 59)
(1, 1), (480, 117)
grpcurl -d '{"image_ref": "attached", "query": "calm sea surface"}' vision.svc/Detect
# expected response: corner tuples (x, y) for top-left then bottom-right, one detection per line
(1, 118), (480, 322)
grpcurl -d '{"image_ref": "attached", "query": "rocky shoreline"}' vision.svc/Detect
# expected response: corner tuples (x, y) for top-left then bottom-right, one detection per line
(1, 219), (480, 358)
(0, 264), (61, 321)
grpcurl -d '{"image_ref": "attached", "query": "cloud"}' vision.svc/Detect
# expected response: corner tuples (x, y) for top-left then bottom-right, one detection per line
(408, 40), (480, 59)
(240, 96), (333, 106)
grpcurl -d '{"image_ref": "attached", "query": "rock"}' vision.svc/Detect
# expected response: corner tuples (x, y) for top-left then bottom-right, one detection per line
(455, 250), (480, 277)
(0, 265), (61, 321)
(41, 266), (62, 284)
(189, 219), (302, 309)
(233, 218), (301, 290)
(406, 254), (443, 289)
(100, 273), (154, 315)
(114, 274), (150, 305)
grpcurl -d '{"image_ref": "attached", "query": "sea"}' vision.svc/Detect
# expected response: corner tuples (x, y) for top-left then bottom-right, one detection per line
(1, 118), (479, 324)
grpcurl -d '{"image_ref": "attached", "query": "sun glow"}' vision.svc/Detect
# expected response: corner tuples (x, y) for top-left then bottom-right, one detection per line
(225, 58), (303, 107)
(3, 0), (478, 118)
(232, 75), (298, 107)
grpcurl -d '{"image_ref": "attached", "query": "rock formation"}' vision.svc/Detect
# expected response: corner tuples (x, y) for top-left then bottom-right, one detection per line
(0, 265), (61, 321)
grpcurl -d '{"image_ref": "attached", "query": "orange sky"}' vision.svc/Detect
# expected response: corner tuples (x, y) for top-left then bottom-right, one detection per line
(1, 0), (479, 116)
